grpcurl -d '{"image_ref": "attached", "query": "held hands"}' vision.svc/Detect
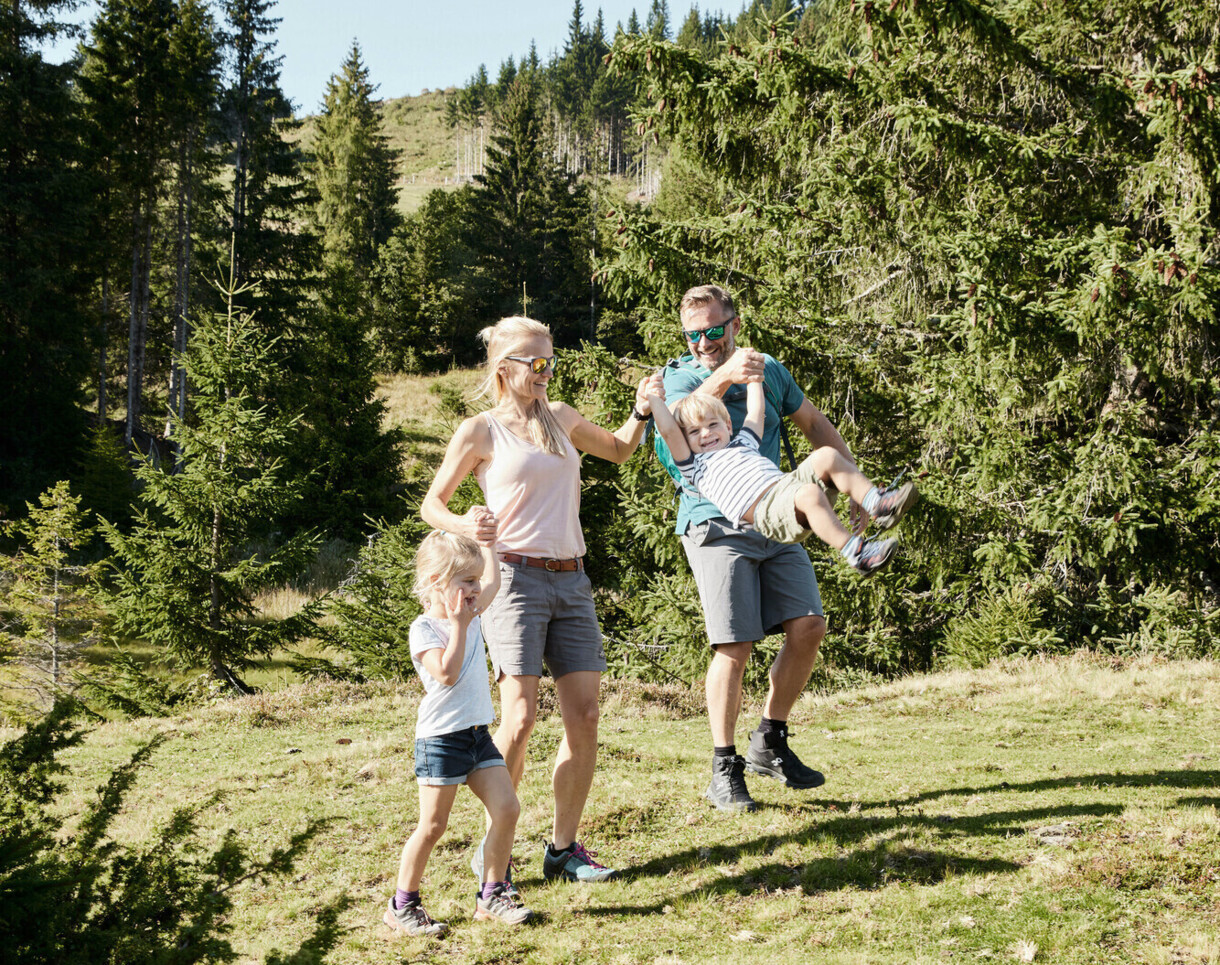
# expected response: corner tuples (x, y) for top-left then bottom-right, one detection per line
(460, 505), (498, 546)
(634, 372), (665, 416)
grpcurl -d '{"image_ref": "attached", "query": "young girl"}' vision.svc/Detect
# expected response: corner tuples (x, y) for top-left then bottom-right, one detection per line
(383, 531), (532, 937)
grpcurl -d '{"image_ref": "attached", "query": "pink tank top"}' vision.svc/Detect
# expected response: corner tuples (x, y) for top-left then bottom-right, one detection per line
(475, 413), (586, 559)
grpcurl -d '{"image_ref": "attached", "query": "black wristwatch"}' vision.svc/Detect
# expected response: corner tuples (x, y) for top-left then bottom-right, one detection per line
(631, 406), (648, 422)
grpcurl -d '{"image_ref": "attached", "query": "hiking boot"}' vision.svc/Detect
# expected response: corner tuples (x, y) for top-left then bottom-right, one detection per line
(705, 754), (757, 812)
(542, 841), (618, 882)
(843, 535), (898, 576)
(474, 885), (533, 925)
(870, 482), (918, 532)
(745, 727), (825, 789)
(470, 834), (519, 898)
(383, 897), (447, 937)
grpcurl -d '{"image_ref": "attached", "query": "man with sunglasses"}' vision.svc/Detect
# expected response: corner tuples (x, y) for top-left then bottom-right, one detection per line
(655, 284), (867, 812)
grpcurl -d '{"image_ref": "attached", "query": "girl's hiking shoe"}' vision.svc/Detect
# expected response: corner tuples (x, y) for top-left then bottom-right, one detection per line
(542, 841), (617, 882)
(871, 482), (919, 531)
(470, 835), (519, 898)
(705, 754), (757, 812)
(745, 727), (825, 789)
(384, 897), (447, 937)
(474, 885), (533, 925)
(842, 535), (898, 576)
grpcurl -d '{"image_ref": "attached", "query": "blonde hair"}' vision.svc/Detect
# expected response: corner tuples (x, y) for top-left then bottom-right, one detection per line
(672, 393), (731, 432)
(477, 316), (568, 456)
(412, 530), (483, 603)
(679, 284), (736, 322)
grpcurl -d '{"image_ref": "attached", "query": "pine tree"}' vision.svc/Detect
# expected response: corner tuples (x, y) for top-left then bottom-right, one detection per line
(0, 0), (94, 510)
(0, 483), (101, 707)
(100, 269), (320, 693)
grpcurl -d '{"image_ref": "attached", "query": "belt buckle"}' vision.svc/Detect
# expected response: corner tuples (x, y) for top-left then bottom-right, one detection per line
(544, 558), (562, 572)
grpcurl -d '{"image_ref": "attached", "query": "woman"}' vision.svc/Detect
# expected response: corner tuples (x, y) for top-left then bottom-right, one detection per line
(422, 316), (661, 884)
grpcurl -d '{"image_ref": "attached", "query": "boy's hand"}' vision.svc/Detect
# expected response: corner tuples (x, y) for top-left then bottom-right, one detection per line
(635, 372), (665, 415)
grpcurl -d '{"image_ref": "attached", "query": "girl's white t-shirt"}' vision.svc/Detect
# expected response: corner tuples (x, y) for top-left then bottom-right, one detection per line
(409, 613), (495, 740)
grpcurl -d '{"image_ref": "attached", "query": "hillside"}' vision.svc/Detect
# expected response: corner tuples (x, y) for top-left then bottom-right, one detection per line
(17, 655), (1220, 964)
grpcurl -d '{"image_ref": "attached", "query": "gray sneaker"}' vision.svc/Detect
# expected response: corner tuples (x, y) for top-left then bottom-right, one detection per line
(705, 754), (757, 812)
(871, 482), (918, 531)
(470, 834), (519, 898)
(383, 897), (447, 937)
(475, 885), (533, 925)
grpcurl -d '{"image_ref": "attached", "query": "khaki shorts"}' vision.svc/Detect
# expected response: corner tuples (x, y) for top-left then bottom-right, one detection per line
(752, 452), (831, 543)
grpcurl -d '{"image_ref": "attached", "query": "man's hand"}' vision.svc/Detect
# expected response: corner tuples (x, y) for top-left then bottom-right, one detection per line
(717, 346), (765, 384)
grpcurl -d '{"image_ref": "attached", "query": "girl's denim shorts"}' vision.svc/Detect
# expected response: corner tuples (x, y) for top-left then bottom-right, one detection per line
(414, 724), (505, 786)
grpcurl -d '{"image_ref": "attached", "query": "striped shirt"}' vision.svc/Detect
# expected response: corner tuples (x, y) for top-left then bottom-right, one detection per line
(674, 428), (784, 526)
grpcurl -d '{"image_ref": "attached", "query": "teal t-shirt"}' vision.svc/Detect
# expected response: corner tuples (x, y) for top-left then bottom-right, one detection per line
(655, 353), (806, 535)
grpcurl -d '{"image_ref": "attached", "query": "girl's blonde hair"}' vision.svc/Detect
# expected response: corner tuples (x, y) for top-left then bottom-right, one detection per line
(671, 393), (731, 432)
(477, 316), (568, 456)
(412, 530), (484, 603)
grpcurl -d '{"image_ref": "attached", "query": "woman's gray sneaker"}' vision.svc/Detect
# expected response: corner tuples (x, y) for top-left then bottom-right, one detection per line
(475, 886), (533, 925)
(383, 898), (447, 937)
(744, 728), (825, 789)
(705, 754), (757, 812)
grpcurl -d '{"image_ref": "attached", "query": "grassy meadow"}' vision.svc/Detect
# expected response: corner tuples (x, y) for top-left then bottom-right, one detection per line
(15, 654), (1218, 964)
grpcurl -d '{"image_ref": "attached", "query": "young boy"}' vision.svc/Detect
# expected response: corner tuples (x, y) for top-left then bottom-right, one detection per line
(647, 381), (917, 574)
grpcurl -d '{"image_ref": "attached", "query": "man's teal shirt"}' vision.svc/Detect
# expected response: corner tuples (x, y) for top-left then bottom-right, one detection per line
(655, 353), (805, 535)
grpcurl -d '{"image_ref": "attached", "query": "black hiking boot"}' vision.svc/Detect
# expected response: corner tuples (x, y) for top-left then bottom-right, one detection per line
(745, 727), (825, 789)
(705, 754), (757, 812)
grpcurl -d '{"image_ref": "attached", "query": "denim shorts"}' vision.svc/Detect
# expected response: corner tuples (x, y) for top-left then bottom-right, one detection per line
(414, 724), (506, 786)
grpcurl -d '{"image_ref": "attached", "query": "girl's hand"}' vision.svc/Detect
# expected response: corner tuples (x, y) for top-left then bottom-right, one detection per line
(443, 583), (475, 629)
(635, 372), (665, 415)
(459, 505), (497, 545)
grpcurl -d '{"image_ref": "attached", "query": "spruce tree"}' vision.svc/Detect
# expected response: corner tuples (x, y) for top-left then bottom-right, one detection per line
(100, 270), (319, 693)
(0, 483), (100, 707)
(298, 41), (404, 534)
(0, 0), (94, 510)
(601, 1), (1220, 673)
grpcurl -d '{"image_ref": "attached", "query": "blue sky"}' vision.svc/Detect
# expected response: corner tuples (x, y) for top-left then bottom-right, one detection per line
(42, 1), (699, 113)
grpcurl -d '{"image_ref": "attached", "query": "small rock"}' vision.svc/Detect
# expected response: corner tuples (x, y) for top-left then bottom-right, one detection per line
(285, 747), (302, 754)
(336, 738), (352, 745)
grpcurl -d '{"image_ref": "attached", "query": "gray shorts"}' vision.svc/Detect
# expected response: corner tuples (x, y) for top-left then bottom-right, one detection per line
(480, 561), (606, 679)
(680, 517), (823, 646)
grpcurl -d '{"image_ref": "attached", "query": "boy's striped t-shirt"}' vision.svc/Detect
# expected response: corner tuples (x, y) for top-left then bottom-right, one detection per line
(674, 428), (784, 526)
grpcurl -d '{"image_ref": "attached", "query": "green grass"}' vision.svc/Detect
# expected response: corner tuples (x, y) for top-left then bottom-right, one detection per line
(15, 654), (1219, 963)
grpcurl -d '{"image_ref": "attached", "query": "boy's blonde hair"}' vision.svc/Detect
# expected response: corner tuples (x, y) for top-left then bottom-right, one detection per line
(671, 393), (731, 432)
(412, 530), (483, 603)
(477, 316), (568, 456)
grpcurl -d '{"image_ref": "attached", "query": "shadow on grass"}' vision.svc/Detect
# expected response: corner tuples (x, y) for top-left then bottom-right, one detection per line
(263, 893), (354, 965)
(570, 767), (1220, 917)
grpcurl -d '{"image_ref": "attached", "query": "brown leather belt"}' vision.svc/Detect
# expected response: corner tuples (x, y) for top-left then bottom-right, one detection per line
(499, 553), (583, 572)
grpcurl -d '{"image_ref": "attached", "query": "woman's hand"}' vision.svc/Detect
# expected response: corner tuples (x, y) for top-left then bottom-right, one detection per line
(459, 505), (498, 545)
(635, 372), (665, 416)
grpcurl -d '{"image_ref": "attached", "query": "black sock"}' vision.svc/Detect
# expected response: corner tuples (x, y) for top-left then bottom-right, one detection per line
(713, 745), (737, 759)
(758, 717), (786, 736)
(549, 841), (573, 856)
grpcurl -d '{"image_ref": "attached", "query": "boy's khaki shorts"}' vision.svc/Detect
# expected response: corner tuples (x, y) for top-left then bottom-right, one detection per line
(752, 453), (830, 544)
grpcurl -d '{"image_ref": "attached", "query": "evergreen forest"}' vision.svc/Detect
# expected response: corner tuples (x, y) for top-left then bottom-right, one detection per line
(2, 0), (1218, 706)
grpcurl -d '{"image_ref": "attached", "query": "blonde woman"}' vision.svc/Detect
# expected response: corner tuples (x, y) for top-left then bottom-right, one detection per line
(422, 316), (661, 884)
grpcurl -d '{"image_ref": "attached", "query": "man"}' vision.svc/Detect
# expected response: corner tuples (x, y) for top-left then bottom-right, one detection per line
(655, 284), (868, 811)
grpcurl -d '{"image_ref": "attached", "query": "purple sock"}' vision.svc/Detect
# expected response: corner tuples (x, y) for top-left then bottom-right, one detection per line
(481, 880), (507, 899)
(394, 888), (419, 910)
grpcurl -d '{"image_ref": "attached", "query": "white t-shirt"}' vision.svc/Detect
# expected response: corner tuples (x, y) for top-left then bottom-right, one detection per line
(409, 613), (495, 740)
(675, 428), (784, 526)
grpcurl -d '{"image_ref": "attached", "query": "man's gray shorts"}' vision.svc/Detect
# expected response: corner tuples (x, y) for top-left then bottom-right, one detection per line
(681, 517), (823, 646)
(480, 561), (606, 679)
